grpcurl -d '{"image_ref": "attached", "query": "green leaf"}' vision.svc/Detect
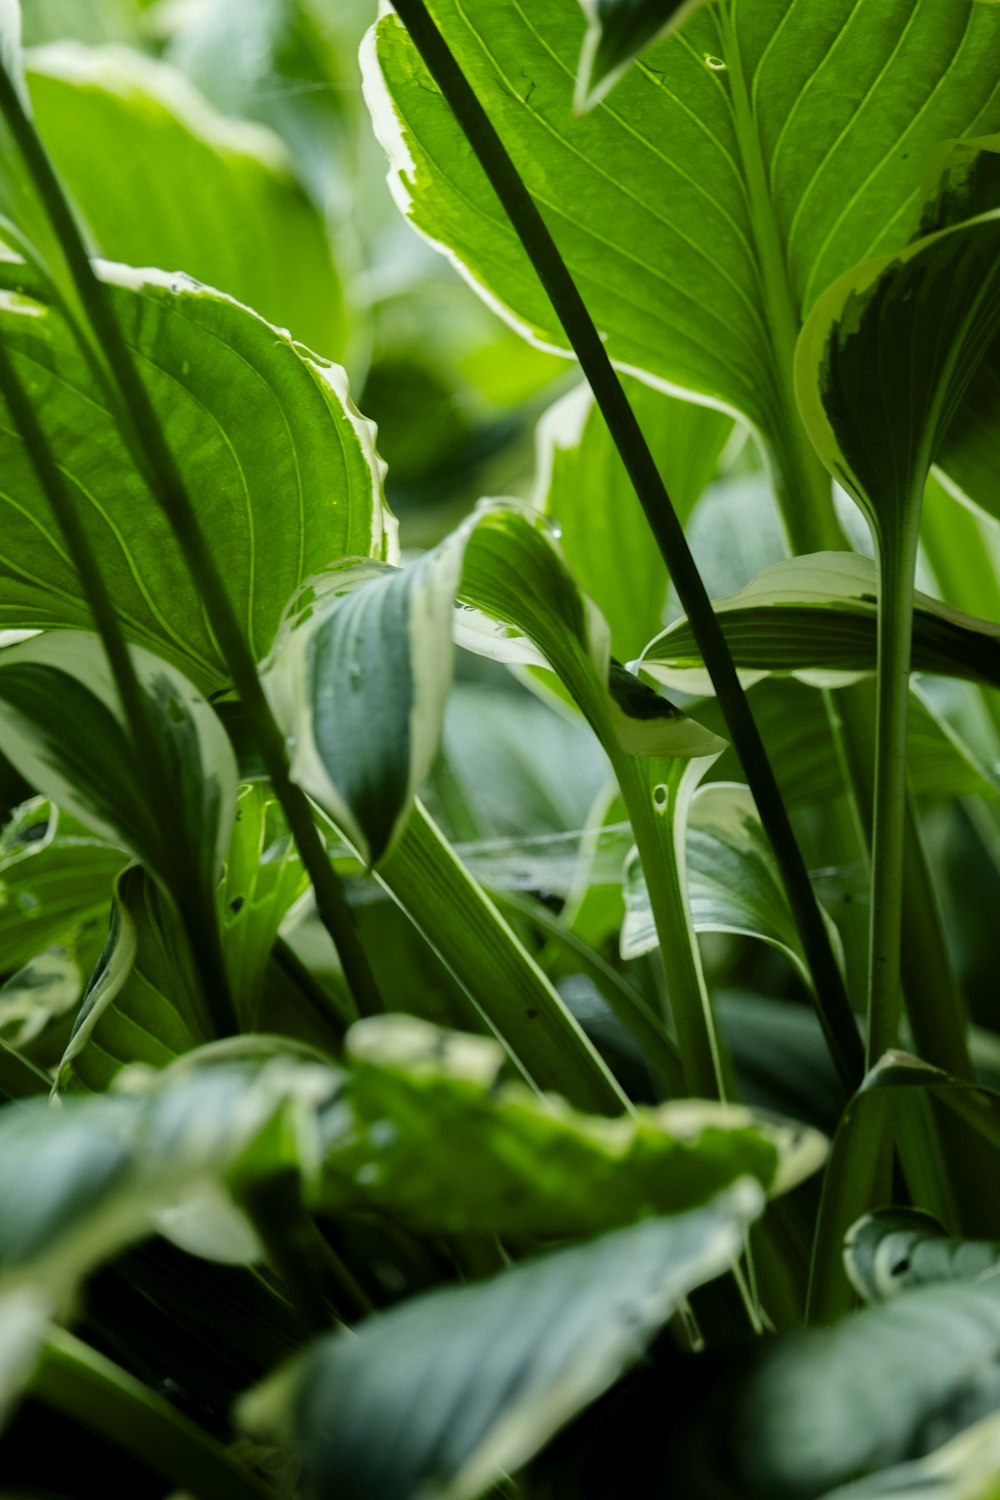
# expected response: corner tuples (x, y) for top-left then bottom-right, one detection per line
(641, 553), (1000, 694)
(239, 1181), (765, 1500)
(693, 676), (1000, 810)
(265, 502), (721, 867)
(0, 946), (83, 1051)
(795, 156), (1000, 560)
(811, 1052), (1000, 1323)
(365, 1), (1000, 479)
(845, 1209), (1000, 1303)
(57, 863), (206, 1093)
(218, 785), (309, 1026)
(622, 781), (838, 987)
(262, 538), (471, 868)
(378, 800), (629, 1114)
(817, 1409), (1000, 1500)
(0, 1046), (340, 1407)
(0, 797), (124, 974)
(536, 377), (730, 663)
(0, 632), (237, 911)
(0, 261), (395, 692)
(320, 1013), (826, 1236)
(574, 0), (714, 111)
(25, 43), (347, 359)
(677, 1277), (1000, 1500)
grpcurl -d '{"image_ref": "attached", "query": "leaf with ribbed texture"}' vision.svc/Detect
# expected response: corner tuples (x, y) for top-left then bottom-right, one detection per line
(641, 553), (1000, 693)
(320, 1013), (825, 1236)
(0, 632), (237, 915)
(845, 1209), (1000, 1304)
(0, 260), (395, 693)
(0, 797), (125, 974)
(575, 0), (714, 110)
(26, 43), (346, 358)
(365, 0), (1000, 493)
(536, 379), (731, 662)
(239, 1181), (764, 1500)
(622, 781), (835, 986)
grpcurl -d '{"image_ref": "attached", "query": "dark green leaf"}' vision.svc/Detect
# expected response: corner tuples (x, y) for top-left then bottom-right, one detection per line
(239, 1182), (764, 1500)
(575, 0), (715, 110)
(845, 1209), (1000, 1303)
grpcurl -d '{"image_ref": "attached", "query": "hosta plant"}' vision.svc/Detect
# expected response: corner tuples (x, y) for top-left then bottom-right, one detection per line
(3, 0), (1000, 1496)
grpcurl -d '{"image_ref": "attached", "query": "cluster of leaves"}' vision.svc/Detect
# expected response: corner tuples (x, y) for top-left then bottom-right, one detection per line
(5, 0), (1000, 1497)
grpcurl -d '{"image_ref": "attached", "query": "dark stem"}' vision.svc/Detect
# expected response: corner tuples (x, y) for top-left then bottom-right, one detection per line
(0, 61), (382, 1022)
(390, 0), (863, 1090)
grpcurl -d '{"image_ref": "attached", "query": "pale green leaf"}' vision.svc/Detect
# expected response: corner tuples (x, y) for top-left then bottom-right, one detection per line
(26, 42), (347, 358)
(0, 946), (82, 1051)
(320, 1013), (826, 1236)
(0, 261), (395, 692)
(536, 377), (731, 662)
(239, 1181), (765, 1500)
(845, 1209), (1000, 1304)
(642, 552), (1000, 694)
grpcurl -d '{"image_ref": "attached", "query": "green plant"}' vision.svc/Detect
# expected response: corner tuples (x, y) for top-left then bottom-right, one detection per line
(3, 0), (1000, 1495)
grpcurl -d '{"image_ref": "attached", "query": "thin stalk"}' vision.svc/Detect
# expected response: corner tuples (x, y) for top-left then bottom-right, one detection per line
(867, 538), (918, 1065)
(0, 61), (382, 1022)
(613, 755), (728, 1102)
(30, 1327), (276, 1500)
(0, 335), (238, 1039)
(389, 0), (863, 1092)
(0, 1036), (50, 1099)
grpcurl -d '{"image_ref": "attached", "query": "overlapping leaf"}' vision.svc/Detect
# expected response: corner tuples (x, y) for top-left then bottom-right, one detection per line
(366, 0), (1000, 479)
(320, 1013), (826, 1235)
(0, 261), (395, 692)
(845, 1209), (1000, 1303)
(239, 1181), (764, 1500)
(0, 632), (236, 908)
(26, 42), (346, 356)
(574, 0), (714, 110)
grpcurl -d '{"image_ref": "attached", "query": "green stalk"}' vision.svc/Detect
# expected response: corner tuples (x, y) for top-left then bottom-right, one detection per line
(0, 61), (382, 1023)
(390, 0), (863, 1094)
(867, 536), (919, 1065)
(0, 332), (238, 1040)
(30, 1328), (276, 1500)
(612, 754), (729, 1102)
(0, 1035), (50, 1100)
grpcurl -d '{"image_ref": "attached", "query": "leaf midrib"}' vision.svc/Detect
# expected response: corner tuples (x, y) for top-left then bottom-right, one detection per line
(711, 2), (846, 556)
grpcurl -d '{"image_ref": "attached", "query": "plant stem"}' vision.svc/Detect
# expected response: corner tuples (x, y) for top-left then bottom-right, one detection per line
(30, 1328), (276, 1500)
(0, 1036), (50, 1100)
(0, 61), (383, 1023)
(0, 333), (238, 1039)
(390, 0), (863, 1092)
(867, 538), (918, 1065)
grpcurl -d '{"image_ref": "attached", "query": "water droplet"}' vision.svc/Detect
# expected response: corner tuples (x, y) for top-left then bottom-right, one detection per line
(349, 659), (363, 689)
(703, 53), (727, 70)
(652, 784), (668, 812)
(539, 514), (562, 540)
(369, 1119), (398, 1149)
